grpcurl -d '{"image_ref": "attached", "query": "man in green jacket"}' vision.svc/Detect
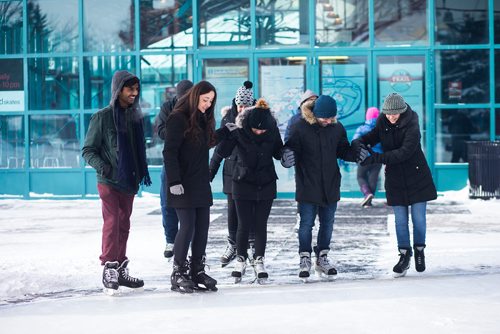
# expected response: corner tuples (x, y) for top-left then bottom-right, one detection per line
(82, 70), (151, 294)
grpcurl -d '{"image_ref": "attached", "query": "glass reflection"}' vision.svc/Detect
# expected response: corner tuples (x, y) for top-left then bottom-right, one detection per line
(0, 115), (24, 169)
(435, 108), (489, 163)
(28, 57), (80, 110)
(29, 114), (80, 168)
(435, 0), (488, 45)
(141, 54), (190, 110)
(198, 0), (250, 47)
(140, 0), (193, 50)
(496, 109), (500, 140)
(0, 1), (23, 54)
(496, 51), (500, 104)
(27, 0), (78, 53)
(84, 0), (134, 52)
(495, 1), (500, 44)
(316, 0), (368, 46)
(374, 0), (427, 45)
(256, 0), (309, 47)
(435, 50), (489, 104)
(83, 56), (136, 110)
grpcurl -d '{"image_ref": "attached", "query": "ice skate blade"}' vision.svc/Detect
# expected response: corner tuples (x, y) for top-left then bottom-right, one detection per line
(103, 287), (119, 296)
(256, 278), (268, 285)
(234, 277), (242, 284)
(393, 270), (408, 278)
(171, 286), (194, 294)
(194, 284), (218, 292)
(315, 271), (337, 280)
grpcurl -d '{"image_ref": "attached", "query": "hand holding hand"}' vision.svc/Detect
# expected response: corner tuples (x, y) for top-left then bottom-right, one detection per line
(281, 148), (295, 168)
(170, 184), (184, 195)
(225, 123), (238, 132)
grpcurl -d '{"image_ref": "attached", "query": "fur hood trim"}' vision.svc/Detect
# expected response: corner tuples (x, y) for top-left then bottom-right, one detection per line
(300, 99), (337, 125)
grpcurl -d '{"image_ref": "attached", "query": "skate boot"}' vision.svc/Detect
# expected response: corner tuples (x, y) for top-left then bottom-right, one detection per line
(360, 185), (374, 207)
(248, 239), (256, 267)
(231, 255), (247, 283)
(315, 249), (337, 279)
(393, 248), (412, 277)
(298, 252), (312, 282)
(171, 260), (195, 293)
(254, 256), (268, 284)
(190, 256), (218, 291)
(220, 237), (236, 267)
(414, 245), (426, 272)
(117, 259), (144, 291)
(164, 243), (174, 259)
(102, 261), (119, 295)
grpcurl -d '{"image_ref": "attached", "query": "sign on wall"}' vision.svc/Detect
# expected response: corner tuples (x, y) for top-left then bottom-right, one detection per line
(0, 59), (24, 112)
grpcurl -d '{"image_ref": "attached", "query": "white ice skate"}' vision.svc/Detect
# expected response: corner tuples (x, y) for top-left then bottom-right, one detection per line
(231, 255), (247, 284)
(315, 249), (337, 280)
(253, 256), (268, 284)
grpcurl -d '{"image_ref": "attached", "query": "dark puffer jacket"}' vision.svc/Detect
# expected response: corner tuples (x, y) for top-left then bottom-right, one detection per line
(356, 106), (437, 206)
(217, 108), (283, 201)
(285, 100), (357, 207)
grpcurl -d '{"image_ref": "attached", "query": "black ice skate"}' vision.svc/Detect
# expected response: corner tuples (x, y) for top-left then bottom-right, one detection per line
(253, 256), (268, 284)
(190, 256), (218, 291)
(102, 261), (119, 295)
(171, 261), (195, 293)
(163, 243), (174, 259)
(393, 248), (412, 277)
(231, 255), (247, 283)
(315, 249), (337, 279)
(117, 259), (144, 291)
(414, 245), (426, 272)
(298, 252), (311, 282)
(220, 237), (236, 268)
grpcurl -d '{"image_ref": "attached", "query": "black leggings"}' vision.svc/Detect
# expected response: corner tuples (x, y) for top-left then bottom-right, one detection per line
(227, 193), (255, 243)
(173, 207), (210, 265)
(357, 163), (382, 194)
(234, 199), (273, 259)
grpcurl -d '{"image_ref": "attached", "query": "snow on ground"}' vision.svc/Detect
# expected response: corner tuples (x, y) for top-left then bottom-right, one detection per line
(1, 188), (500, 333)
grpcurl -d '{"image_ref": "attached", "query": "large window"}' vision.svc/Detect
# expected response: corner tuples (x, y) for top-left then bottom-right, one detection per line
(256, 0), (309, 47)
(198, 0), (250, 47)
(316, 0), (368, 47)
(27, 0), (78, 53)
(0, 115), (24, 169)
(435, 0), (488, 45)
(28, 57), (80, 110)
(0, 1), (23, 54)
(83, 56), (136, 110)
(83, 0), (134, 52)
(495, 0), (500, 44)
(374, 0), (427, 46)
(29, 114), (80, 168)
(435, 108), (490, 163)
(496, 50), (500, 104)
(141, 0), (193, 51)
(435, 50), (489, 104)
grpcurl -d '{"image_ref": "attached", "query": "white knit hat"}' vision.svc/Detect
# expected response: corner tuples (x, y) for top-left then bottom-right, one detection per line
(235, 81), (254, 107)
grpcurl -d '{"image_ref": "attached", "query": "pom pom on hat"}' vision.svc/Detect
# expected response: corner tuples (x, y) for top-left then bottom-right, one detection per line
(235, 81), (254, 107)
(366, 107), (380, 120)
(382, 93), (407, 115)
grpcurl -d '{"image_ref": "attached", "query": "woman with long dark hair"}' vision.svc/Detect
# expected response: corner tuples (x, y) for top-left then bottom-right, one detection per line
(163, 80), (234, 293)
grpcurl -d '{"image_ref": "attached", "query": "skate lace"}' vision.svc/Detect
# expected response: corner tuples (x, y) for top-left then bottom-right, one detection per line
(300, 256), (311, 270)
(318, 255), (333, 269)
(254, 257), (266, 273)
(120, 267), (140, 283)
(222, 244), (236, 259)
(105, 268), (118, 282)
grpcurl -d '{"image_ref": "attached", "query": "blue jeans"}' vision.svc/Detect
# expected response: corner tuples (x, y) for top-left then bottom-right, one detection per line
(393, 202), (427, 251)
(298, 202), (337, 254)
(160, 166), (179, 244)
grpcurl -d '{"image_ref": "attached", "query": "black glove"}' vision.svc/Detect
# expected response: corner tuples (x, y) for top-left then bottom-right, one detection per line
(360, 151), (380, 166)
(281, 148), (295, 168)
(102, 164), (112, 178)
(357, 147), (369, 164)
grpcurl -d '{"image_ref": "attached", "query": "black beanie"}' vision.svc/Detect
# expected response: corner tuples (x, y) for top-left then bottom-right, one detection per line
(176, 80), (193, 97)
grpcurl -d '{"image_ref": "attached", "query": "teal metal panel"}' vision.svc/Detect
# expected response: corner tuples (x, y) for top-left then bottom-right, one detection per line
(30, 171), (83, 196)
(0, 171), (26, 196)
(434, 164), (469, 191)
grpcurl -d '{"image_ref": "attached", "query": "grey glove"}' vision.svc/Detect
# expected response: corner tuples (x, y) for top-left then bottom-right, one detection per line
(281, 148), (295, 168)
(169, 184), (184, 195)
(225, 123), (238, 132)
(357, 147), (369, 164)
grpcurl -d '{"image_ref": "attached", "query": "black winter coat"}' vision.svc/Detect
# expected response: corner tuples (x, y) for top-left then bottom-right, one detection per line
(217, 109), (283, 201)
(357, 106), (437, 206)
(163, 111), (227, 208)
(285, 101), (356, 207)
(209, 99), (239, 194)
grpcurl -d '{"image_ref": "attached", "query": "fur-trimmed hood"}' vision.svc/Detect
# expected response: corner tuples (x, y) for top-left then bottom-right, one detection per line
(300, 99), (337, 125)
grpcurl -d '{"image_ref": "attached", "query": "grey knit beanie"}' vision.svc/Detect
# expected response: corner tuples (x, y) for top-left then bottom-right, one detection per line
(235, 81), (254, 107)
(176, 80), (193, 97)
(382, 93), (408, 115)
